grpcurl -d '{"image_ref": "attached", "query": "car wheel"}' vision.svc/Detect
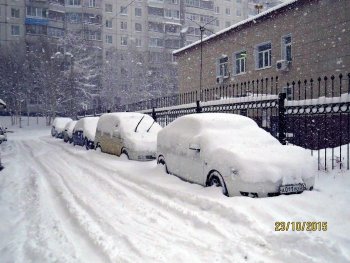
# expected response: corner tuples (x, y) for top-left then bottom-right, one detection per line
(120, 150), (129, 160)
(158, 156), (169, 174)
(207, 171), (228, 196)
(85, 140), (90, 150)
(95, 145), (102, 153)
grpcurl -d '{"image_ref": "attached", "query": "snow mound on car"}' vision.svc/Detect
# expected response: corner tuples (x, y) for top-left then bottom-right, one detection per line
(53, 117), (72, 133)
(64, 120), (78, 137)
(159, 113), (313, 184)
(75, 117), (99, 141)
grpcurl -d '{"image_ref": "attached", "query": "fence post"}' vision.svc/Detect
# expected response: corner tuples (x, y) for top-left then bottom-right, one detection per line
(278, 93), (286, 145)
(152, 107), (157, 122)
(196, 100), (202, 113)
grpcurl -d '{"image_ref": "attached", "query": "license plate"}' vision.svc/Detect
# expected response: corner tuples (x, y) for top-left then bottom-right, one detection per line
(280, 183), (306, 194)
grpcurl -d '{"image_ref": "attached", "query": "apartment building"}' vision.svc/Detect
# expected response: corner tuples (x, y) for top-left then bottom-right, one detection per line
(1, 0), (283, 109)
(0, 0), (26, 49)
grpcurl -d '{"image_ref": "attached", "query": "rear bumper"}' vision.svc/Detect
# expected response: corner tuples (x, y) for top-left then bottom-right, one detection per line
(225, 176), (315, 197)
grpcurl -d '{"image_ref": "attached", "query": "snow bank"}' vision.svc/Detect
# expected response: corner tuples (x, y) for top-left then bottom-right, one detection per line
(74, 117), (99, 141)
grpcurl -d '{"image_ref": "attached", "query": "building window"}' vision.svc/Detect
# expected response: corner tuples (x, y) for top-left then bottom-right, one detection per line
(120, 6), (128, 15)
(11, 8), (20, 18)
(164, 9), (179, 19)
(282, 34), (292, 61)
(105, 4), (112, 12)
(225, 8), (230, 15)
(215, 6), (219, 14)
(225, 21), (231, 27)
(135, 7), (142, 16)
(106, 19), (112, 28)
(136, 38), (142, 47)
(65, 0), (81, 6)
(26, 25), (47, 35)
(149, 38), (164, 47)
(67, 12), (82, 23)
(89, 0), (96, 7)
(215, 20), (219, 27)
(121, 36), (128, 46)
(121, 21), (127, 30)
(106, 35), (112, 43)
(256, 42), (271, 69)
(148, 7), (164, 17)
(88, 31), (101, 40)
(135, 23), (142, 32)
(234, 51), (246, 75)
(236, 9), (241, 16)
(217, 56), (229, 77)
(282, 86), (293, 100)
(11, 25), (20, 36)
(26, 7), (47, 18)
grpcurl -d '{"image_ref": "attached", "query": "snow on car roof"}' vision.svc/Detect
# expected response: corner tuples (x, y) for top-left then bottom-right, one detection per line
(0, 99), (6, 108)
(97, 112), (156, 134)
(75, 117), (99, 140)
(53, 117), (73, 132)
(167, 113), (258, 132)
(64, 120), (77, 136)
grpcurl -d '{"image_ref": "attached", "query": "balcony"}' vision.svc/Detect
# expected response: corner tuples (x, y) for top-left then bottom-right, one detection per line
(25, 17), (49, 26)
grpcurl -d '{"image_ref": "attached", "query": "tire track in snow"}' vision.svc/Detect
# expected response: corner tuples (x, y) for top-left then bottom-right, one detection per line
(17, 140), (112, 263)
(26, 140), (233, 262)
(35, 137), (276, 262)
(38, 136), (349, 263)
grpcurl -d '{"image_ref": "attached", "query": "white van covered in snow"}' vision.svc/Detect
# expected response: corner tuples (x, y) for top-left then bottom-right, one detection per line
(94, 112), (162, 161)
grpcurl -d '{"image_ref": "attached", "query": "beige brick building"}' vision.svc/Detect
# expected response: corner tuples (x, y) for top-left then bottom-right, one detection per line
(173, 0), (350, 98)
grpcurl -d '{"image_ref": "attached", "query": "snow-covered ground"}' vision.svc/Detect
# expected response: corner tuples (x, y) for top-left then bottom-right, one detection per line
(0, 117), (349, 263)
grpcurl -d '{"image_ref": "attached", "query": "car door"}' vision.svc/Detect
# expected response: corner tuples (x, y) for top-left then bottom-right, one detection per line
(181, 138), (204, 185)
(111, 122), (123, 155)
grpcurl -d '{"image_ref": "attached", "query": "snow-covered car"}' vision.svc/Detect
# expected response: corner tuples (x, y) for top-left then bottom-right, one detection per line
(94, 112), (162, 160)
(63, 120), (77, 143)
(73, 117), (99, 150)
(0, 127), (7, 144)
(157, 113), (315, 197)
(51, 117), (72, 138)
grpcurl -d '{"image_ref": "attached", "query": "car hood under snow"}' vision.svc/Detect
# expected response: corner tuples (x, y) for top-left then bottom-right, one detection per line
(197, 129), (314, 184)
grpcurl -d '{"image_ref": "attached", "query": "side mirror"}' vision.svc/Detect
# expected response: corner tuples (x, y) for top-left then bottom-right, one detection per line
(189, 143), (200, 152)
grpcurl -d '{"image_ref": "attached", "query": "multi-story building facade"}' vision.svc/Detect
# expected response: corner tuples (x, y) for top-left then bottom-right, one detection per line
(1, 0), (285, 111)
(173, 0), (350, 98)
(0, 0), (26, 49)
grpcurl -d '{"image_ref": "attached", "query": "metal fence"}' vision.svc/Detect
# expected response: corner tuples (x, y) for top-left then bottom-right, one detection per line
(83, 73), (350, 170)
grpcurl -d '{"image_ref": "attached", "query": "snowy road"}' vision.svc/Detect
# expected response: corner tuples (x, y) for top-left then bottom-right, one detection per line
(0, 121), (350, 263)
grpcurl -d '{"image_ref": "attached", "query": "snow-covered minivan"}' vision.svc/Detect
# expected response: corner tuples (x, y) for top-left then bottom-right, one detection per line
(94, 112), (162, 160)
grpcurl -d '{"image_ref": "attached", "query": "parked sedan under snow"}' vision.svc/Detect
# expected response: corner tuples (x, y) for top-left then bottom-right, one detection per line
(157, 113), (315, 197)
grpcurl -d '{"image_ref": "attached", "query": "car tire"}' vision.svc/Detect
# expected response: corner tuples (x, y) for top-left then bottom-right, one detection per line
(158, 156), (169, 174)
(120, 150), (129, 160)
(85, 139), (90, 150)
(95, 145), (102, 153)
(207, 171), (228, 196)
